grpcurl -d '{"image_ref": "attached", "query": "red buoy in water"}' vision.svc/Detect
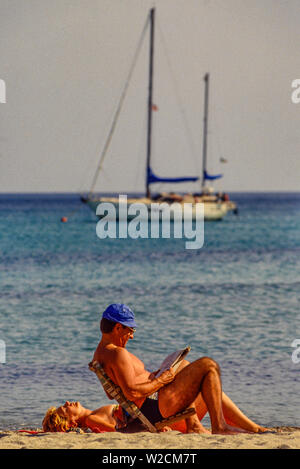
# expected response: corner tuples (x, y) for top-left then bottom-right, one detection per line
(61, 216), (68, 223)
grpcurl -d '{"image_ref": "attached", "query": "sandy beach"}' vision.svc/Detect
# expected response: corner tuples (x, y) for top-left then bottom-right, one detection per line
(1, 427), (299, 450)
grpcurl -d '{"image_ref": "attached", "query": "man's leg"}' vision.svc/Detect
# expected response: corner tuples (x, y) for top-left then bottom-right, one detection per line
(173, 359), (209, 433)
(192, 390), (266, 433)
(172, 359), (266, 433)
(220, 393), (266, 432)
(182, 401), (210, 434)
(158, 357), (244, 434)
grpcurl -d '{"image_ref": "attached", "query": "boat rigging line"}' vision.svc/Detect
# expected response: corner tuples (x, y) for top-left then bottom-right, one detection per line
(87, 13), (150, 198)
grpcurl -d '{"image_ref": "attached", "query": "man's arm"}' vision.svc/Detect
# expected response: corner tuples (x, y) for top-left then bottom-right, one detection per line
(111, 348), (175, 401)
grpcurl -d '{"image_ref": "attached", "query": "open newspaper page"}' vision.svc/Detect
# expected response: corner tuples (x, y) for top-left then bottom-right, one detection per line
(156, 347), (190, 377)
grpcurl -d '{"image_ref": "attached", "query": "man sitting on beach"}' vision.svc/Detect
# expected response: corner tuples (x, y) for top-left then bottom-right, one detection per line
(92, 303), (267, 434)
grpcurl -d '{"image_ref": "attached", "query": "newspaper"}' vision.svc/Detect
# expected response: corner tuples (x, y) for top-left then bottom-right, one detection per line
(156, 346), (190, 377)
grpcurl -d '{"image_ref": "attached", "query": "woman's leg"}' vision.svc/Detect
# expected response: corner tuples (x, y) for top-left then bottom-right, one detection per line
(220, 393), (266, 432)
(194, 392), (267, 432)
(159, 357), (245, 434)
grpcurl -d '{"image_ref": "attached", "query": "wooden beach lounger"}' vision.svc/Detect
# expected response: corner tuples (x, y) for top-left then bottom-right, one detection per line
(89, 360), (196, 433)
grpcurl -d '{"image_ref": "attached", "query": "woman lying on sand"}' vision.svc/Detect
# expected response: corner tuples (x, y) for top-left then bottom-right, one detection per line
(42, 401), (117, 433)
(43, 393), (267, 434)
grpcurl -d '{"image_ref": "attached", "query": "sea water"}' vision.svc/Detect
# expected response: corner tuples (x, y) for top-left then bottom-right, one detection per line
(0, 193), (299, 430)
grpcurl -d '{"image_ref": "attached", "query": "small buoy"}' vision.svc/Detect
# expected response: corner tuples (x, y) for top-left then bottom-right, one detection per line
(61, 216), (68, 223)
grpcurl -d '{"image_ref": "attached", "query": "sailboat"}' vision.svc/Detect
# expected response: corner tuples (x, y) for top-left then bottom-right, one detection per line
(81, 8), (235, 221)
(189, 72), (238, 214)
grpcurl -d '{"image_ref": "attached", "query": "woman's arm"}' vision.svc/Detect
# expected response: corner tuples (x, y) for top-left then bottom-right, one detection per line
(85, 405), (116, 432)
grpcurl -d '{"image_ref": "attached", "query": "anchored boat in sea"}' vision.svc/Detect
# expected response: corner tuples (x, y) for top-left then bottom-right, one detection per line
(190, 72), (238, 215)
(81, 8), (237, 221)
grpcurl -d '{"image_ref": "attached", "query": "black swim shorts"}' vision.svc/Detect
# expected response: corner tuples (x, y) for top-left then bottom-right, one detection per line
(140, 397), (163, 424)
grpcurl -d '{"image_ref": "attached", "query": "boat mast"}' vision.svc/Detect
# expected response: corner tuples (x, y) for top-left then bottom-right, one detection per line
(202, 73), (209, 191)
(146, 8), (155, 199)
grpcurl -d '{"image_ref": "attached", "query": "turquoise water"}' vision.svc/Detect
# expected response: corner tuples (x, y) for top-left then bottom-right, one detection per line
(0, 193), (299, 430)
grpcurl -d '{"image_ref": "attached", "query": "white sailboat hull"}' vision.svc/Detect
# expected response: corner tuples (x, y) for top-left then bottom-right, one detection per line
(81, 11), (237, 221)
(85, 197), (228, 221)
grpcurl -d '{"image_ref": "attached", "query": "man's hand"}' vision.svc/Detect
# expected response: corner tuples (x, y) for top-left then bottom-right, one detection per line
(149, 370), (160, 380)
(156, 367), (175, 385)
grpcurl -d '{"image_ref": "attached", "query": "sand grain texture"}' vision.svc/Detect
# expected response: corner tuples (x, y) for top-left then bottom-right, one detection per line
(0, 427), (299, 450)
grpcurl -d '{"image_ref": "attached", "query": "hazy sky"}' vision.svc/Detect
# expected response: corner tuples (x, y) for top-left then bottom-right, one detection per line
(0, 0), (300, 193)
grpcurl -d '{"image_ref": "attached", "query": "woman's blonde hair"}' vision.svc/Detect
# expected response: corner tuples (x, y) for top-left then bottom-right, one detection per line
(42, 407), (72, 432)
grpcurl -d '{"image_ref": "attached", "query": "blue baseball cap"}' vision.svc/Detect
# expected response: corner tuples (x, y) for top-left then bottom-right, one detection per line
(102, 303), (137, 328)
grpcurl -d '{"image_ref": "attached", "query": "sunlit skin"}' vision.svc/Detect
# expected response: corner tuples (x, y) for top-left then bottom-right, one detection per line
(53, 400), (198, 433)
(56, 401), (116, 431)
(93, 323), (268, 435)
